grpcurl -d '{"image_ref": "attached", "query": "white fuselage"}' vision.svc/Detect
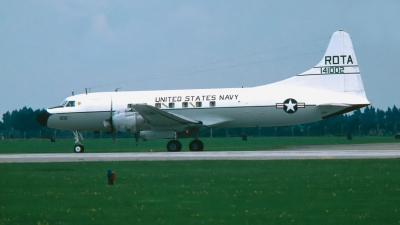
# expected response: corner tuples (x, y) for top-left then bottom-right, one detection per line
(46, 74), (369, 133)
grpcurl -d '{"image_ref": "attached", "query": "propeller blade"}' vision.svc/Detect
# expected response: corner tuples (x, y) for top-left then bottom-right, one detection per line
(110, 98), (117, 144)
(135, 133), (139, 146)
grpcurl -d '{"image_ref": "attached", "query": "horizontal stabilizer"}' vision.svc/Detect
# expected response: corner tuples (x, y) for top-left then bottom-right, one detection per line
(321, 104), (370, 119)
(317, 103), (352, 107)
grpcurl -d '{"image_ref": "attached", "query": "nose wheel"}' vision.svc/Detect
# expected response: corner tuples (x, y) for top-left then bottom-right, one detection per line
(74, 144), (84, 153)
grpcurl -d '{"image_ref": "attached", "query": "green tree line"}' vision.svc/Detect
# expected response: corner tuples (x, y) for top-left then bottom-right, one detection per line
(0, 107), (56, 138)
(227, 105), (400, 137)
(1, 105), (399, 139)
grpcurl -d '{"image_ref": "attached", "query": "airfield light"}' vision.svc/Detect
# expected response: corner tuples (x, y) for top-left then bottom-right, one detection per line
(107, 169), (116, 185)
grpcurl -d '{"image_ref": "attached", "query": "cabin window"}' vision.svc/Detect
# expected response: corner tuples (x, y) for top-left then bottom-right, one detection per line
(155, 103), (161, 108)
(196, 102), (202, 107)
(182, 102), (188, 108)
(209, 101), (216, 107)
(66, 101), (75, 107)
(169, 103), (175, 108)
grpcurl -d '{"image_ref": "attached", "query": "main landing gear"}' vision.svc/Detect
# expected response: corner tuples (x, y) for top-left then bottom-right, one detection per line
(72, 130), (84, 153)
(166, 139), (204, 152)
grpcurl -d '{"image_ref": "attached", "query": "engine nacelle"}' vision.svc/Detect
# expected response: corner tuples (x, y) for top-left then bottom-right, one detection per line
(112, 110), (145, 133)
(140, 130), (175, 140)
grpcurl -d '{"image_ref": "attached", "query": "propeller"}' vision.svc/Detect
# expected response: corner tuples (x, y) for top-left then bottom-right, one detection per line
(109, 98), (117, 144)
(104, 98), (140, 146)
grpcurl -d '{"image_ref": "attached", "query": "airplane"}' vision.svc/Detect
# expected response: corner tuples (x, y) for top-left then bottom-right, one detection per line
(36, 30), (370, 153)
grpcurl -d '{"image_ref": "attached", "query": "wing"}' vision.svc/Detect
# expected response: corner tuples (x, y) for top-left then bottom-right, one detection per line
(132, 104), (202, 128)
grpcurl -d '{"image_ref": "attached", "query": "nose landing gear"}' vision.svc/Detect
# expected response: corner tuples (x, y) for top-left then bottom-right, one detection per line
(73, 130), (84, 153)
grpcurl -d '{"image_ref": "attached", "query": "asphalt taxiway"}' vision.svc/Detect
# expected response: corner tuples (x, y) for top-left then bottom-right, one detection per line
(0, 143), (400, 163)
(1, 143), (400, 163)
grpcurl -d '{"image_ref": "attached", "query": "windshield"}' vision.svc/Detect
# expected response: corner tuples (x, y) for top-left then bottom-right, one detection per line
(61, 100), (68, 107)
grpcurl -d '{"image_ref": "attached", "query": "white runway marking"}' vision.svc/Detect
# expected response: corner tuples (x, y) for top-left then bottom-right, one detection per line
(1, 150), (400, 163)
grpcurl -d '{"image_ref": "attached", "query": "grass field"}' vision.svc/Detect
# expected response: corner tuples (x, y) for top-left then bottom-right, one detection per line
(1, 137), (399, 224)
(1, 160), (400, 224)
(0, 136), (399, 153)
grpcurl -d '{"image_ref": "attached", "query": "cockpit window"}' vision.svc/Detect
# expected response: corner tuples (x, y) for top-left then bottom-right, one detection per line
(61, 100), (68, 107)
(65, 101), (75, 107)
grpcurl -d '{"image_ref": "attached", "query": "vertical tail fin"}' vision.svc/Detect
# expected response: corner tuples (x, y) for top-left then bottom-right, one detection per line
(298, 30), (364, 92)
(300, 30), (359, 76)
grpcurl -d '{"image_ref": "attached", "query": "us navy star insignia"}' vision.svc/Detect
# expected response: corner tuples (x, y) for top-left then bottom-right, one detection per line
(276, 98), (305, 114)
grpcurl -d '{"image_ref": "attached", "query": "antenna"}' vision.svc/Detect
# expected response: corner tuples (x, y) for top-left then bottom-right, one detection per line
(115, 88), (121, 92)
(84, 88), (92, 95)
(71, 91), (75, 96)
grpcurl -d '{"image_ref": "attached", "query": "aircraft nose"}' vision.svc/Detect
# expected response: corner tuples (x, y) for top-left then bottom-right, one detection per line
(36, 110), (52, 127)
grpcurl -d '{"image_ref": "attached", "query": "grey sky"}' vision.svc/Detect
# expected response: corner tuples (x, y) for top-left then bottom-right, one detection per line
(1, 1), (399, 120)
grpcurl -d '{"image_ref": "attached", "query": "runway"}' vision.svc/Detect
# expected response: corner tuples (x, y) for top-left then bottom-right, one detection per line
(1, 149), (400, 163)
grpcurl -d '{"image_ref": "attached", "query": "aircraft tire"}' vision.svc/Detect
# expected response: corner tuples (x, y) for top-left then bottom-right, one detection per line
(189, 140), (204, 151)
(167, 140), (182, 152)
(74, 144), (84, 153)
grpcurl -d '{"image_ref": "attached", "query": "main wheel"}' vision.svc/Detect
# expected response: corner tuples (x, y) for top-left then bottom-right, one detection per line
(189, 140), (204, 151)
(167, 140), (182, 152)
(74, 144), (84, 153)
